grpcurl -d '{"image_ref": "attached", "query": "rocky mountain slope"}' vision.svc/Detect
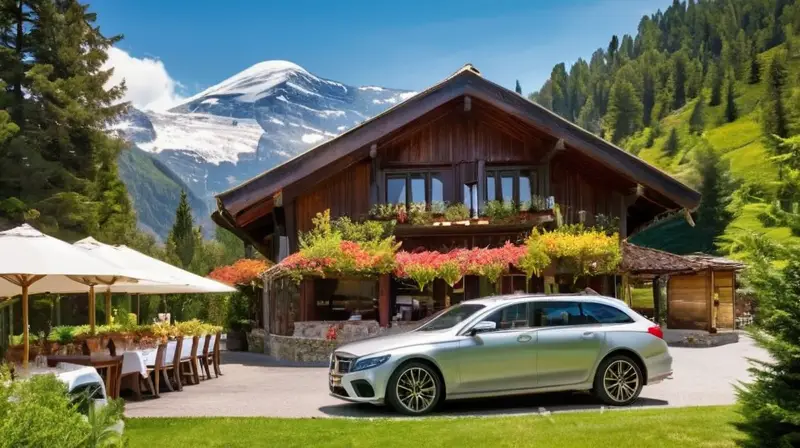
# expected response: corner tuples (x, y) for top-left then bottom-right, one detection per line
(113, 61), (414, 238)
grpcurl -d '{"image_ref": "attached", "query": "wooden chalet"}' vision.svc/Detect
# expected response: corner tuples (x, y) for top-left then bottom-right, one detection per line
(213, 64), (701, 331)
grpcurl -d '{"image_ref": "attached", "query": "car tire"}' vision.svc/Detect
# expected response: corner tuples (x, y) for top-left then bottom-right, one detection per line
(593, 354), (643, 406)
(386, 361), (442, 416)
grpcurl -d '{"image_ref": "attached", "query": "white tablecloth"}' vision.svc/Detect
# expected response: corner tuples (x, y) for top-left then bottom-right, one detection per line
(120, 351), (149, 378)
(15, 362), (108, 397)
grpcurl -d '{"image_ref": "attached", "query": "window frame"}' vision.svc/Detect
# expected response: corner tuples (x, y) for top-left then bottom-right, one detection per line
(385, 170), (446, 210)
(485, 165), (547, 205)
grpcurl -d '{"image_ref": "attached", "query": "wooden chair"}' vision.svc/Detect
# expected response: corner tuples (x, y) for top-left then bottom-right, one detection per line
(159, 338), (182, 392)
(179, 336), (200, 386)
(212, 331), (223, 377)
(141, 343), (165, 399)
(198, 334), (212, 380)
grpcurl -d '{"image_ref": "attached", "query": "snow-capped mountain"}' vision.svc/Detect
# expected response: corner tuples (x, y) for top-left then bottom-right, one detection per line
(115, 61), (414, 237)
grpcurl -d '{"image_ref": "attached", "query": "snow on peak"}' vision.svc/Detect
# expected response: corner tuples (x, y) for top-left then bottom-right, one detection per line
(180, 60), (308, 105)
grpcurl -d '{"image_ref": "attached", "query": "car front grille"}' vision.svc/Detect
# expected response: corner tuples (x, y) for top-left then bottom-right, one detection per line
(332, 354), (354, 374)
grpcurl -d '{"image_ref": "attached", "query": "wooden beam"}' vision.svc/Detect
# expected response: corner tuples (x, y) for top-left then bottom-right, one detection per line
(284, 200), (297, 254)
(235, 198), (275, 227)
(464, 95), (472, 112)
(539, 138), (566, 163)
(652, 276), (661, 326)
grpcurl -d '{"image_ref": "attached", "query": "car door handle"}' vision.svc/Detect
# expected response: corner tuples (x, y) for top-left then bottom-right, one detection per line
(517, 334), (532, 343)
(582, 331), (596, 339)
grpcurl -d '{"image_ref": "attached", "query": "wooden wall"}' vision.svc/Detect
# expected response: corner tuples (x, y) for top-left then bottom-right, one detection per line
(667, 274), (709, 330)
(380, 103), (546, 165)
(550, 157), (621, 225)
(667, 270), (736, 331)
(714, 271), (735, 329)
(295, 161), (371, 234)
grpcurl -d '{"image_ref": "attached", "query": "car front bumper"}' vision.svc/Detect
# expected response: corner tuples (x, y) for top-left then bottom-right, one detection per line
(329, 361), (396, 405)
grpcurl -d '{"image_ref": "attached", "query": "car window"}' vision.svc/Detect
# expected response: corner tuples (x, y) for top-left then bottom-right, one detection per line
(482, 303), (530, 330)
(416, 304), (485, 331)
(581, 302), (633, 324)
(532, 301), (583, 327)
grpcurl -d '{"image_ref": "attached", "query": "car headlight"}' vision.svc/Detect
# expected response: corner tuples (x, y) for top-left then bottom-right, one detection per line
(352, 355), (390, 372)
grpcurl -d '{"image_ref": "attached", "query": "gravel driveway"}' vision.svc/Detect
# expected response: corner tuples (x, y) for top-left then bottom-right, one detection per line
(125, 335), (767, 418)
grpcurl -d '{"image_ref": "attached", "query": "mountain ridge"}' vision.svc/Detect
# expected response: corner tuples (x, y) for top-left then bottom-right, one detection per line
(114, 60), (415, 239)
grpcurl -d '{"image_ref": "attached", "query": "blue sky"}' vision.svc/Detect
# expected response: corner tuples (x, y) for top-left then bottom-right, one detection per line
(92, 0), (672, 108)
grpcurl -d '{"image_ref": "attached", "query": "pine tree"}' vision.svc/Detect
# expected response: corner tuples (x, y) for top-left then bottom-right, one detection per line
(671, 51), (689, 110)
(736, 241), (800, 447)
(170, 190), (196, 268)
(515, 80), (522, 95)
(689, 95), (705, 134)
(709, 62), (724, 106)
(550, 63), (570, 118)
(664, 128), (680, 157)
(605, 78), (643, 143)
(0, 0), (135, 239)
(762, 52), (790, 151)
(748, 44), (761, 84)
(724, 75), (737, 123)
(693, 142), (732, 253)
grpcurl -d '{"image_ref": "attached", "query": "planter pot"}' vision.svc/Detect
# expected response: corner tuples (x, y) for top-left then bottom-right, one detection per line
(4, 345), (41, 364)
(226, 331), (248, 351)
(84, 337), (101, 354)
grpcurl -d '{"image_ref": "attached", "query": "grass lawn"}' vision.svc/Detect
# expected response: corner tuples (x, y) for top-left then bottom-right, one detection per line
(126, 405), (743, 448)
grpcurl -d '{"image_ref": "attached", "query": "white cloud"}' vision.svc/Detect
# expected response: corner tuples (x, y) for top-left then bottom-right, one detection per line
(104, 47), (185, 111)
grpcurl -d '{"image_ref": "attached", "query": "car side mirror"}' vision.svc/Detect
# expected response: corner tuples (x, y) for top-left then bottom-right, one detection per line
(470, 321), (497, 336)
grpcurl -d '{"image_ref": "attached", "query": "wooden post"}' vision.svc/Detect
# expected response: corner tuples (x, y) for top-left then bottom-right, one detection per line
(652, 276), (661, 325)
(300, 277), (315, 321)
(89, 285), (96, 334)
(55, 295), (61, 326)
(22, 283), (29, 368)
(378, 274), (390, 328)
(105, 289), (112, 325)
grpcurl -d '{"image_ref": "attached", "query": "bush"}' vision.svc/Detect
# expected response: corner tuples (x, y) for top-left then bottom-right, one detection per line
(443, 203), (470, 221)
(483, 200), (516, 222)
(47, 326), (76, 344)
(0, 372), (125, 447)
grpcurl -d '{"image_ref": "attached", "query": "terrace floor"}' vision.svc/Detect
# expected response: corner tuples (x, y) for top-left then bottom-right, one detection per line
(124, 335), (767, 419)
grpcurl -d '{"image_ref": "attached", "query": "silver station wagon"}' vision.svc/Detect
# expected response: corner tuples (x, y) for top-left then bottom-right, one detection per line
(329, 294), (672, 415)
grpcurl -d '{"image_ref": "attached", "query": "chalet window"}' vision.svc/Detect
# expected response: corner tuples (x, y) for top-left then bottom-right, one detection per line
(386, 172), (444, 208)
(485, 167), (543, 206)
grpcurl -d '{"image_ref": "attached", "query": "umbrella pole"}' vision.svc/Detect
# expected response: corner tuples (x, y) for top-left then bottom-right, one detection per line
(89, 285), (96, 334)
(22, 283), (29, 368)
(105, 289), (112, 325)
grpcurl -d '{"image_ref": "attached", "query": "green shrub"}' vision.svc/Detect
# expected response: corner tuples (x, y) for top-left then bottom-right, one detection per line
(408, 203), (432, 225)
(484, 200), (516, 222)
(443, 203), (470, 221)
(47, 326), (76, 344)
(0, 372), (125, 448)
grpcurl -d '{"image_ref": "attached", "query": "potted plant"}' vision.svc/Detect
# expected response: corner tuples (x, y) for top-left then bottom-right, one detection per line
(443, 203), (470, 224)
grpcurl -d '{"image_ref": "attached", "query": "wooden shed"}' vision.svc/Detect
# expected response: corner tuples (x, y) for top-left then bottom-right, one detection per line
(620, 243), (744, 332)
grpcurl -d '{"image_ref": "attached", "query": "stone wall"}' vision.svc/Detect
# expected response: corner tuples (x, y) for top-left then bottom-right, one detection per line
(247, 328), (266, 354)
(265, 333), (340, 363)
(262, 320), (418, 362)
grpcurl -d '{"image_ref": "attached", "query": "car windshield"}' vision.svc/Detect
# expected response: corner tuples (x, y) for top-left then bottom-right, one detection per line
(416, 304), (485, 331)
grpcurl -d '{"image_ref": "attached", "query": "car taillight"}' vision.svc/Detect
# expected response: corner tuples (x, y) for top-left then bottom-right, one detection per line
(647, 325), (664, 339)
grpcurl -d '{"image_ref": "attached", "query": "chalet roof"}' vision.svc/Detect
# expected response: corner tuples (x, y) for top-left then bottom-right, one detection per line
(621, 242), (745, 276)
(216, 64), (701, 220)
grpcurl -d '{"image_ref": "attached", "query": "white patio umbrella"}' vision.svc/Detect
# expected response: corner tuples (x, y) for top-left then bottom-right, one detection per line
(72, 237), (235, 323)
(0, 225), (141, 367)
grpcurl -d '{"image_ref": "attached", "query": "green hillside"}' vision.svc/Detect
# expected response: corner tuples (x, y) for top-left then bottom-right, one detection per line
(529, 0), (800, 259)
(631, 45), (800, 256)
(118, 146), (210, 240)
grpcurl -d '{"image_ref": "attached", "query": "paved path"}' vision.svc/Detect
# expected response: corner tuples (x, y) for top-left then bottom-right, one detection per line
(125, 335), (767, 418)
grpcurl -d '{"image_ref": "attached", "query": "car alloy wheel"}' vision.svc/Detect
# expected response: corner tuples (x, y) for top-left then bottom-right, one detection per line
(396, 367), (436, 413)
(387, 362), (442, 415)
(602, 359), (640, 403)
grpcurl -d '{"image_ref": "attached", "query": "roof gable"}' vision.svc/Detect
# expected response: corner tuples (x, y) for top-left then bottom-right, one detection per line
(217, 65), (700, 219)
